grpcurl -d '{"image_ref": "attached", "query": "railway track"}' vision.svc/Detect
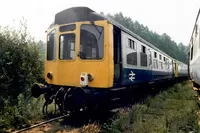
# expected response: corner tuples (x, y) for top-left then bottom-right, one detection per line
(13, 114), (69, 133)
(12, 79), (186, 133)
(11, 90), (140, 133)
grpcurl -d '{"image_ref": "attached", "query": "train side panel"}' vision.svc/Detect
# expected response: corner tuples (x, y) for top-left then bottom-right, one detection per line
(190, 53), (200, 85)
(178, 63), (188, 77)
(189, 9), (200, 85)
(119, 31), (173, 86)
(120, 31), (152, 85)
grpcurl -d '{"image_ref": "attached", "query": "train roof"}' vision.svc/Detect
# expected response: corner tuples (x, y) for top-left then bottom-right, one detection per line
(53, 6), (186, 64)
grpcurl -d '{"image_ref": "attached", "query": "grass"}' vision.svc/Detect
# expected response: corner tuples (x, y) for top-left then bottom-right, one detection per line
(42, 122), (101, 133)
(6, 80), (198, 133)
(105, 80), (200, 133)
(0, 94), (48, 133)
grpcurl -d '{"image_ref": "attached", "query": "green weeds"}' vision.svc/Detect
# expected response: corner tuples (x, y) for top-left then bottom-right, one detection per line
(105, 81), (200, 133)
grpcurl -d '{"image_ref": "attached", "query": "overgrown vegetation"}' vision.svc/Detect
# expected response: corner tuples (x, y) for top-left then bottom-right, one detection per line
(0, 20), (45, 132)
(0, 11), (192, 133)
(42, 123), (101, 133)
(105, 12), (188, 64)
(105, 81), (200, 133)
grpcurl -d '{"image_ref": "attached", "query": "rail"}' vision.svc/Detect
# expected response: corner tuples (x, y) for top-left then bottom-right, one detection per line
(13, 114), (69, 133)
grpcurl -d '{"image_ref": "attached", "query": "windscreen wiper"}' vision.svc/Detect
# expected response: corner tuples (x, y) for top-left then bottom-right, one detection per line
(90, 21), (103, 40)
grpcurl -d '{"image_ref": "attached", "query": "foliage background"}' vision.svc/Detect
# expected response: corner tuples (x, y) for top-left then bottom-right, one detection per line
(0, 19), (45, 132)
(105, 12), (188, 64)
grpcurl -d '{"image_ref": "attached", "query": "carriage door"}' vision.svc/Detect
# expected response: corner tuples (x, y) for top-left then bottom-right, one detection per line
(175, 62), (178, 77)
(148, 48), (153, 80)
(113, 27), (121, 83)
(172, 60), (174, 77)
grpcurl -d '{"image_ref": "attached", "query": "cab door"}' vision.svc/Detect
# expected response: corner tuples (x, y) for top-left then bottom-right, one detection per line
(113, 26), (121, 83)
(76, 21), (113, 88)
(175, 62), (178, 77)
(148, 48), (153, 81)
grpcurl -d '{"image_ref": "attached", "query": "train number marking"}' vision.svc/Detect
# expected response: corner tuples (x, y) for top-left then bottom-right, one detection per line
(129, 71), (135, 81)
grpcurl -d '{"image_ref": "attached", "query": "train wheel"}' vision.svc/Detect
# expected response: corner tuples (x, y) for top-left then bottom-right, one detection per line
(64, 88), (87, 113)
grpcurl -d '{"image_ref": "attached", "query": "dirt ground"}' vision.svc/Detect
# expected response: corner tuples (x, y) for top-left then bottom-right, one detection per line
(19, 123), (80, 133)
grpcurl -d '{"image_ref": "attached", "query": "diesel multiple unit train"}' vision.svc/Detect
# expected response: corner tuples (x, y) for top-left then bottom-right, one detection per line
(31, 7), (188, 113)
(189, 8), (200, 88)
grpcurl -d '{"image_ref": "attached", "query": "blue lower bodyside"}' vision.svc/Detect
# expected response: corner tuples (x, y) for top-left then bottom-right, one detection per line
(120, 68), (173, 86)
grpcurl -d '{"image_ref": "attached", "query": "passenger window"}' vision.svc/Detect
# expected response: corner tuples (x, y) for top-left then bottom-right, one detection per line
(132, 40), (135, 49)
(191, 46), (193, 60)
(195, 24), (198, 37)
(140, 45), (147, 67)
(47, 30), (56, 61)
(59, 24), (76, 32)
(154, 52), (157, 58)
(128, 38), (136, 49)
(141, 45), (146, 53)
(127, 52), (137, 65)
(59, 33), (75, 60)
(128, 39), (132, 48)
(80, 24), (104, 60)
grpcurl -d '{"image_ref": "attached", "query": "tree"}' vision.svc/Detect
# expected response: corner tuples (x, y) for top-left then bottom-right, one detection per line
(107, 13), (188, 63)
(0, 20), (44, 131)
(0, 22), (43, 104)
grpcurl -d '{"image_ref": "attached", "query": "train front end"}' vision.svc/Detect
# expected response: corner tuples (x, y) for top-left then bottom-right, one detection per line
(31, 7), (114, 113)
(45, 19), (113, 89)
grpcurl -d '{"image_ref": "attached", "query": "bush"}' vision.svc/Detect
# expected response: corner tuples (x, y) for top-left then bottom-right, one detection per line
(0, 19), (44, 132)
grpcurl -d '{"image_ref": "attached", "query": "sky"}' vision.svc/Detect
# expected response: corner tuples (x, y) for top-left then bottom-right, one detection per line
(0, 0), (199, 46)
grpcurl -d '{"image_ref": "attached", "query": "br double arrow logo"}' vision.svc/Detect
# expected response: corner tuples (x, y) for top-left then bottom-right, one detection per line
(129, 71), (135, 81)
